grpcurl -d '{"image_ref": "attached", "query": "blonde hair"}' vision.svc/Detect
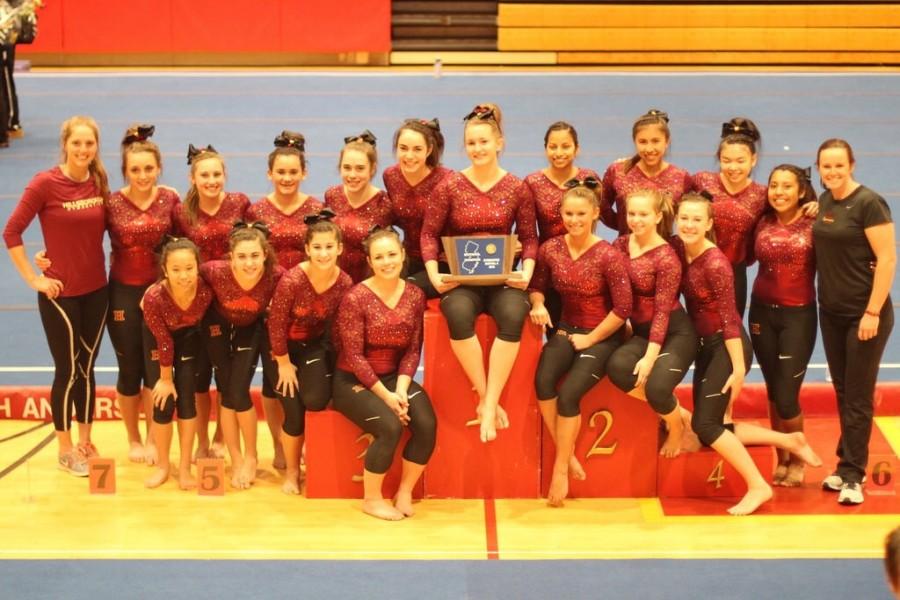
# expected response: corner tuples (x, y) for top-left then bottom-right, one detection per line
(184, 149), (224, 226)
(464, 102), (504, 139)
(60, 116), (110, 200)
(626, 188), (674, 238)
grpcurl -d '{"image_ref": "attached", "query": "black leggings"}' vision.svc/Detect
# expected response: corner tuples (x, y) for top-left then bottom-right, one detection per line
(107, 281), (149, 396)
(607, 309), (698, 415)
(37, 286), (108, 432)
(142, 324), (200, 424)
(749, 301), (817, 420)
(272, 337), (335, 436)
(691, 327), (753, 447)
(733, 262), (748, 318)
(440, 284), (530, 342)
(534, 323), (622, 418)
(204, 308), (270, 413)
(820, 302), (894, 484)
(405, 257), (447, 300)
(332, 369), (436, 474)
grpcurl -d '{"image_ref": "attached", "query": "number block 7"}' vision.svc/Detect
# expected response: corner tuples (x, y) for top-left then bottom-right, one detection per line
(88, 458), (116, 494)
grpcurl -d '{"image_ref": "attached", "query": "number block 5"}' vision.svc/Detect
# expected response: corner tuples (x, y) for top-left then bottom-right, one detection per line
(540, 378), (660, 498)
(197, 458), (225, 496)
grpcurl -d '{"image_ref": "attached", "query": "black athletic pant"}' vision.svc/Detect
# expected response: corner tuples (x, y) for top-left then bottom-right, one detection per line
(607, 308), (698, 415)
(332, 369), (436, 474)
(748, 301), (817, 421)
(691, 326), (753, 447)
(1, 43), (17, 130)
(440, 284), (530, 342)
(534, 323), (623, 418)
(405, 257), (448, 300)
(732, 262), (748, 318)
(142, 324), (200, 424)
(272, 336), (335, 436)
(107, 281), (150, 396)
(204, 308), (267, 413)
(37, 286), (108, 432)
(820, 301), (894, 484)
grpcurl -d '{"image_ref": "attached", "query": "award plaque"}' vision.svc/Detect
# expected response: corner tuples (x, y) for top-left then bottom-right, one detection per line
(441, 234), (518, 286)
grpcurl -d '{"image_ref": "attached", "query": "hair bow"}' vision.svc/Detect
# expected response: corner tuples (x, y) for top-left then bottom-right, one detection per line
(123, 124), (155, 145)
(720, 121), (760, 142)
(187, 143), (217, 165)
(645, 109), (669, 123)
(698, 190), (714, 201)
(303, 208), (337, 226)
(463, 105), (496, 122)
(231, 220), (271, 238)
(801, 167), (812, 183)
(367, 224), (398, 237)
(344, 130), (377, 147)
(564, 176), (600, 190)
(420, 118), (441, 132)
(274, 130), (306, 151)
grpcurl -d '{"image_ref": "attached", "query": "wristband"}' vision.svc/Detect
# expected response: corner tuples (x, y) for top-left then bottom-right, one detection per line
(864, 309), (880, 317)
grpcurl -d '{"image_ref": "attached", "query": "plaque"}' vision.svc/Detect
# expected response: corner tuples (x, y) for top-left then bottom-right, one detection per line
(441, 234), (518, 286)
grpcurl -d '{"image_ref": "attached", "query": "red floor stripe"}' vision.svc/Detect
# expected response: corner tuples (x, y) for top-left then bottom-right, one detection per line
(484, 499), (499, 560)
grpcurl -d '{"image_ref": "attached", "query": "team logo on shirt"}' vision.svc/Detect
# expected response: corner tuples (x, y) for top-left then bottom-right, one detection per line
(61, 197), (103, 211)
(208, 324), (222, 337)
(750, 322), (761, 335)
(150, 349), (159, 362)
(822, 212), (835, 224)
(113, 310), (125, 322)
(352, 384), (366, 393)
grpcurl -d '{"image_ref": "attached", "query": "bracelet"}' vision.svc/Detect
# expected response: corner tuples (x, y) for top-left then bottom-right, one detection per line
(864, 309), (880, 317)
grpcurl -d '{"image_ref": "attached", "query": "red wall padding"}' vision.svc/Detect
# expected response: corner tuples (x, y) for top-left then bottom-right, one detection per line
(18, 0), (390, 55)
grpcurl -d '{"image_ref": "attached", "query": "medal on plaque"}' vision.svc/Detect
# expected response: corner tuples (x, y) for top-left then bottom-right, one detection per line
(441, 234), (518, 286)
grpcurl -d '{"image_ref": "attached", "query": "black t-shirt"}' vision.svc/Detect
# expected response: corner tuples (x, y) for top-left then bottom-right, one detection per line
(813, 185), (892, 316)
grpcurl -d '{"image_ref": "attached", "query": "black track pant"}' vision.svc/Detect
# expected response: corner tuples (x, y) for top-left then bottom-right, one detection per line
(107, 281), (150, 396)
(748, 301), (817, 420)
(733, 262), (748, 318)
(273, 337), (335, 436)
(534, 323), (622, 418)
(691, 327), (753, 447)
(440, 284), (530, 342)
(607, 309), (698, 415)
(37, 286), (108, 432)
(820, 301), (894, 484)
(204, 308), (269, 413)
(332, 369), (436, 474)
(143, 324), (200, 424)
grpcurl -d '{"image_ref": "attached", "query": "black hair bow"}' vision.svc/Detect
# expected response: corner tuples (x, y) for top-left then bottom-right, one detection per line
(187, 144), (217, 165)
(463, 105), (495, 122)
(123, 124), (155, 145)
(420, 118), (441, 131)
(344, 130), (377, 147)
(645, 109), (669, 123)
(274, 130), (306, 151)
(720, 122), (760, 142)
(698, 190), (714, 201)
(367, 224), (398, 237)
(564, 176), (600, 190)
(303, 208), (336, 226)
(231, 220), (271, 238)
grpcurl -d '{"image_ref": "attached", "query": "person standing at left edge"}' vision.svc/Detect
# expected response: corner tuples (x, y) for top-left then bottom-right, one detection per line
(814, 138), (896, 506)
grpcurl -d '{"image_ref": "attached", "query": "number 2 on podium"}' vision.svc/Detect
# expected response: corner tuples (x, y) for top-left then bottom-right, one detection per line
(586, 410), (618, 459)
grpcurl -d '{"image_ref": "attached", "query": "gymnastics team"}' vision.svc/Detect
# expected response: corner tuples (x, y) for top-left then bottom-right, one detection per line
(2, 104), (895, 519)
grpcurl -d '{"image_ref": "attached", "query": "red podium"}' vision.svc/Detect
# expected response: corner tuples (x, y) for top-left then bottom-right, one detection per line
(422, 304), (542, 498)
(540, 378), (659, 497)
(304, 409), (423, 499)
(658, 439), (775, 498)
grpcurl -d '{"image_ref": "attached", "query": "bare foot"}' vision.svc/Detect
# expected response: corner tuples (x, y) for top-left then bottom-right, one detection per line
(178, 469), (197, 491)
(727, 484), (773, 516)
(781, 462), (805, 488)
(772, 463), (788, 486)
(547, 469), (569, 507)
(680, 429), (702, 453)
(495, 405), (510, 430)
(230, 459), (244, 489)
(394, 491), (415, 517)
(145, 466), (169, 489)
(479, 405), (497, 443)
(660, 419), (684, 458)
(210, 442), (227, 459)
(788, 432), (822, 467)
(272, 444), (286, 471)
(569, 456), (587, 481)
(362, 498), (404, 521)
(282, 470), (301, 495)
(193, 446), (209, 464)
(239, 456), (258, 487)
(128, 442), (145, 463)
(144, 443), (158, 466)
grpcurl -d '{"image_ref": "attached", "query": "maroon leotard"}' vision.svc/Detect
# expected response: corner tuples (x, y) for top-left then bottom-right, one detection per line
(142, 278), (214, 367)
(751, 214), (816, 307)
(525, 167), (601, 243)
(267, 265), (353, 355)
(173, 192), (250, 263)
(3, 166), (106, 297)
(612, 235), (683, 345)
(245, 195), (324, 270)
(383, 165), (452, 261)
(324, 186), (393, 283)
(334, 282), (425, 388)
(673, 240), (742, 339)
(691, 172), (767, 265)
(601, 162), (692, 235)
(530, 236), (632, 329)
(421, 171), (538, 263)
(200, 260), (283, 326)
(106, 188), (180, 286)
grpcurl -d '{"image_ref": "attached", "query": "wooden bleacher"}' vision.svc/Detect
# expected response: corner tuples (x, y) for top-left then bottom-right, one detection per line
(497, 3), (900, 65)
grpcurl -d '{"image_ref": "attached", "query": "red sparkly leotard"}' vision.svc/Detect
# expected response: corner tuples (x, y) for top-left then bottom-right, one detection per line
(142, 278), (214, 367)
(674, 240), (742, 339)
(246, 195), (324, 270)
(691, 172), (767, 265)
(383, 165), (452, 261)
(751, 214), (816, 307)
(173, 192), (250, 263)
(106, 188), (180, 286)
(325, 186), (393, 282)
(200, 260), (283, 327)
(601, 162), (692, 235)
(525, 167), (600, 243)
